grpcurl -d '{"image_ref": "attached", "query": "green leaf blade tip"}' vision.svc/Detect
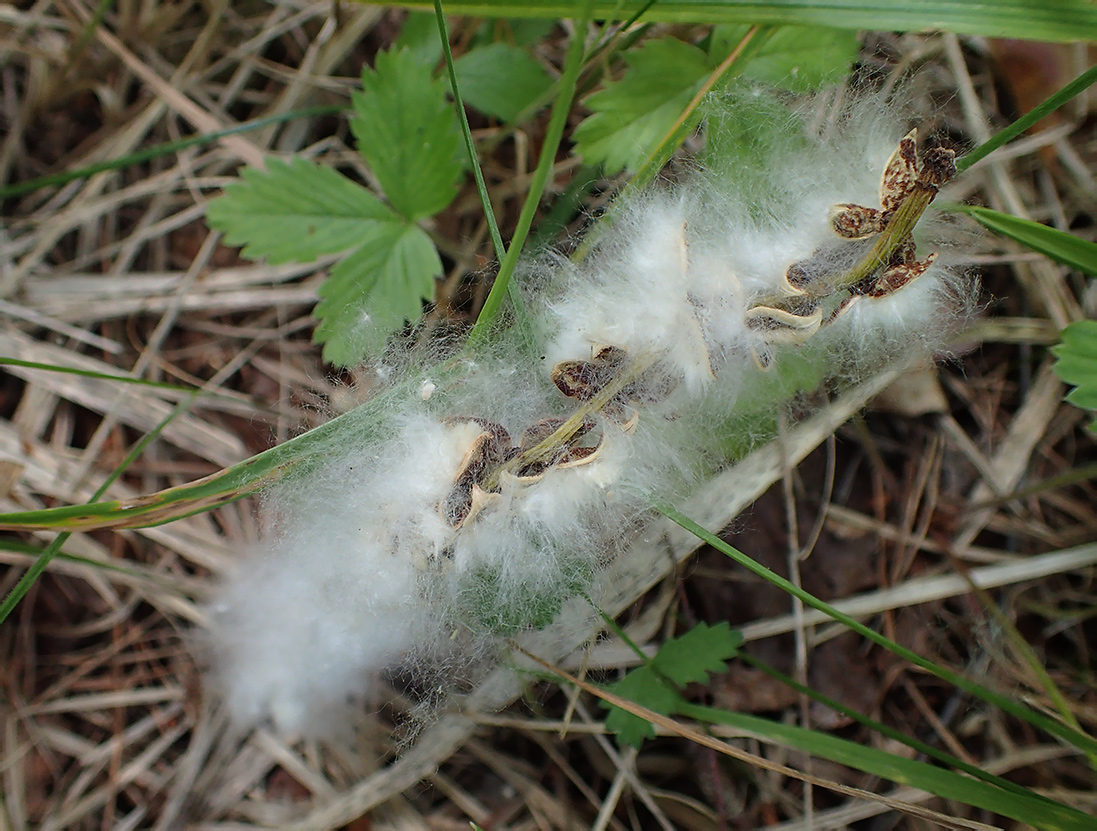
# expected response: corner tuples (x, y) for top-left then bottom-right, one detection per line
(351, 49), (465, 221)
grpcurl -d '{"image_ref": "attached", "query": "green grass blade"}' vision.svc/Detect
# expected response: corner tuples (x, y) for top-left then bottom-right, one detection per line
(373, 1), (1097, 43)
(0, 393), (199, 623)
(737, 653), (1073, 808)
(0, 402), (360, 532)
(0, 106), (343, 200)
(0, 538), (164, 582)
(655, 503), (1097, 757)
(677, 703), (1095, 831)
(435, 1), (505, 262)
(0, 357), (240, 397)
(468, 0), (594, 339)
(0, 359), (460, 532)
(949, 205), (1097, 275)
(957, 63), (1097, 172)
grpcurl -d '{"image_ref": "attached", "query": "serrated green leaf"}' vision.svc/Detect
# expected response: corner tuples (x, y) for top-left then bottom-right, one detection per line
(602, 622), (740, 748)
(653, 621), (742, 686)
(351, 49), (464, 221)
(574, 24), (855, 174)
(313, 221), (440, 365)
(1052, 320), (1097, 426)
(1055, 318), (1097, 352)
(1053, 354), (1097, 388)
(955, 205), (1097, 275)
(573, 37), (711, 174)
(454, 42), (554, 122)
(712, 24), (859, 92)
(206, 157), (395, 262)
(603, 667), (684, 748)
(1067, 387), (1097, 413)
(205, 157), (438, 366)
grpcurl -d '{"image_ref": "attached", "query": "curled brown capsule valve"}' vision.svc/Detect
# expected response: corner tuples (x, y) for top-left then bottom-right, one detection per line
(513, 416), (600, 480)
(551, 345), (675, 432)
(828, 129), (955, 300)
(744, 303), (825, 370)
(441, 424), (510, 529)
(744, 304), (823, 344)
(439, 413), (607, 528)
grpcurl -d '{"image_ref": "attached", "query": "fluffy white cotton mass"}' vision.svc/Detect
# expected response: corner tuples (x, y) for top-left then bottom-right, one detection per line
(204, 94), (974, 736)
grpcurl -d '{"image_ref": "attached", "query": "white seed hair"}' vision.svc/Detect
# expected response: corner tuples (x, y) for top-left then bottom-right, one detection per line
(204, 92), (974, 737)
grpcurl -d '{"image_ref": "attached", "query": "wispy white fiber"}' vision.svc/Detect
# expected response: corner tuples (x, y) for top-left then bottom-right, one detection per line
(204, 92), (975, 737)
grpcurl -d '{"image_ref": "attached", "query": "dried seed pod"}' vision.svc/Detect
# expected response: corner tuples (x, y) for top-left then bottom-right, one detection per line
(557, 439), (605, 468)
(682, 294), (717, 381)
(442, 428), (510, 529)
(830, 203), (884, 239)
(867, 252), (939, 297)
(782, 260), (816, 293)
(514, 417), (595, 479)
(744, 305), (823, 344)
(825, 293), (861, 325)
(551, 346), (649, 428)
(824, 129), (954, 303)
(444, 416), (512, 448)
(880, 128), (919, 212)
(551, 360), (604, 402)
(602, 401), (640, 434)
(918, 146), (956, 189)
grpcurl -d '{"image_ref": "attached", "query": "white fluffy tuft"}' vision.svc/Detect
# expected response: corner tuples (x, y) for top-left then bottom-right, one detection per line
(204, 92), (976, 737)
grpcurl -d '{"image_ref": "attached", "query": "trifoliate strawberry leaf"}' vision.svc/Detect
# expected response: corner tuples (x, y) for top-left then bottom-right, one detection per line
(1052, 320), (1097, 428)
(454, 42), (554, 122)
(712, 25), (859, 92)
(602, 622), (741, 748)
(573, 37), (711, 174)
(206, 157), (394, 262)
(603, 666), (684, 748)
(351, 49), (464, 221)
(313, 221), (440, 366)
(205, 157), (440, 366)
(652, 621), (742, 686)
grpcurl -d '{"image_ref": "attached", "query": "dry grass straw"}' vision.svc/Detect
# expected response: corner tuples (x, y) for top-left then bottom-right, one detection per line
(1, 4), (1095, 828)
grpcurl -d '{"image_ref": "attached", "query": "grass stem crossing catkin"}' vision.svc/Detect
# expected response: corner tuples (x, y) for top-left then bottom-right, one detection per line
(205, 95), (974, 736)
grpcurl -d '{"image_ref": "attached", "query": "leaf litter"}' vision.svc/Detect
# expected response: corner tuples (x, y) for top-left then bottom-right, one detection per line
(1, 7), (1095, 830)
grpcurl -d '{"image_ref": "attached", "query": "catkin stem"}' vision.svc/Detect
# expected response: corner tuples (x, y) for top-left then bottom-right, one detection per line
(483, 354), (656, 490)
(834, 186), (935, 290)
(749, 184), (936, 314)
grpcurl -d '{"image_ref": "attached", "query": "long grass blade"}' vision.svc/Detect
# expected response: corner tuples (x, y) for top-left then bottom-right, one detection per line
(656, 503), (1097, 757)
(0, 106), (343, 199)
(737, 653), (1072, 807)
(957, 63), (1097, 172)
(948, 205), (1097, 275)
(521, 647), (1094, 831)
(678, 703), (1094, 831)
(0, 357), (240, 397)
(468, 0), (594, 339)
(0, 394), (197, 623)
(0, 360), (461, 532)
(375, 0), (1097, 43)
(435, 0), (505, 262)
